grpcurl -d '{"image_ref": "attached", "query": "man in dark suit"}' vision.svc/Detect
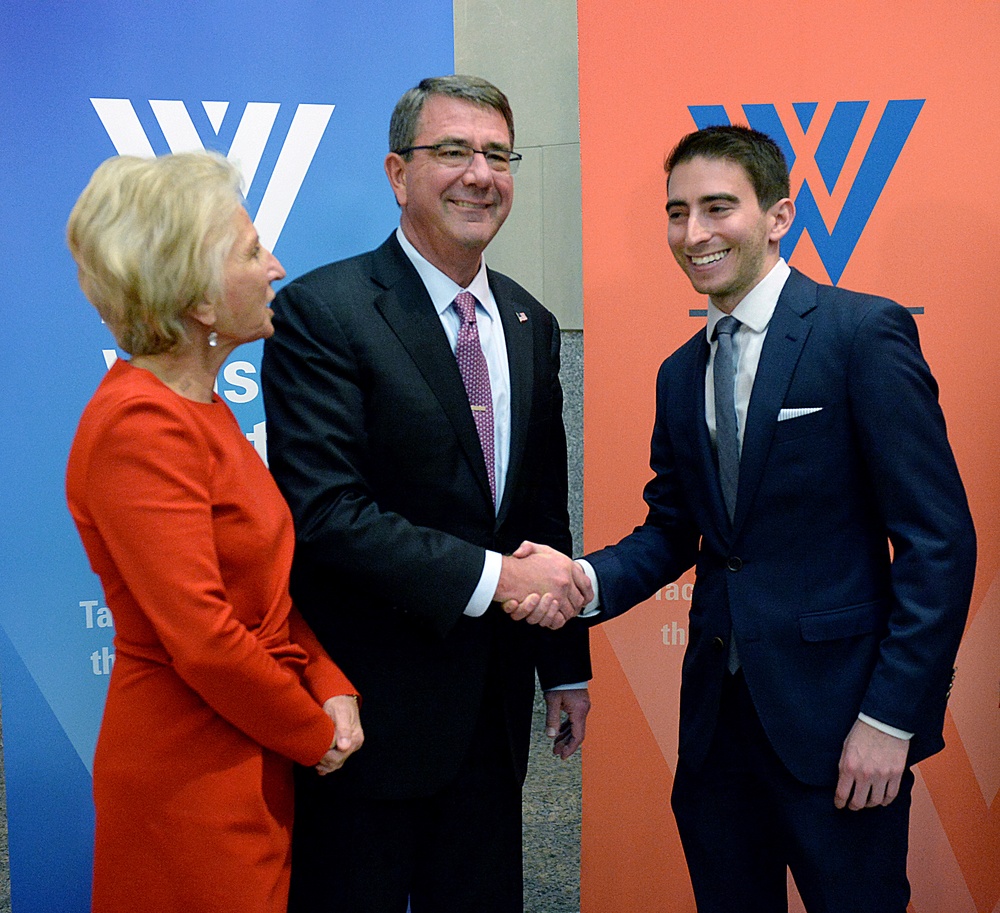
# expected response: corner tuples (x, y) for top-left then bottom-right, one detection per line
(260, 75), (592, 913)
(540, 125), (975, 911)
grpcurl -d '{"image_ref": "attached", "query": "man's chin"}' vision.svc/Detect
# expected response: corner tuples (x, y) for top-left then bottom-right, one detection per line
(685, 276), (718, 297)
(456, 226), (502, 250)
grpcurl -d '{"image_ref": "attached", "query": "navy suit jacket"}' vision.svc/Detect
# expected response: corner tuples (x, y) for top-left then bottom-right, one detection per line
(587, 268), (976, 786)
(261, 233), (591, 799)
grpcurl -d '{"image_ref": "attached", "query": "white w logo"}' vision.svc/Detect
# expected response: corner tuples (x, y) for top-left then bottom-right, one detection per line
(90, 99), (335, 251)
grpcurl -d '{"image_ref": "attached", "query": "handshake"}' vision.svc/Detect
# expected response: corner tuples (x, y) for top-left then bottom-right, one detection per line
(494, 541), (594, 630)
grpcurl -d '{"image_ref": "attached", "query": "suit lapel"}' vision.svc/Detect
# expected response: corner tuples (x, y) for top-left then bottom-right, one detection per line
(495, 283), (533, 527)
(733, 270), (817, 533)
(681, 335), (734, 541)
(370, 236), (495, 507)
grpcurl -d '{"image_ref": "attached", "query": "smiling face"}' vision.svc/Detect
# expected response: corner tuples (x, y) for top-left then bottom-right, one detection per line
(666, 156), (793, 313)
(216, 207), (286, 344)
(385, 95), (514, 286)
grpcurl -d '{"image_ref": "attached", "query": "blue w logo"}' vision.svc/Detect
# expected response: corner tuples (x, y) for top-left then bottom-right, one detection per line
(689, 101), (924, 285)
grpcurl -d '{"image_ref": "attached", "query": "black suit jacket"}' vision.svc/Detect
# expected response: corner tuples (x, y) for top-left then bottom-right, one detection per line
(261, 233), (590, 799)
(587, 268), (976, 786)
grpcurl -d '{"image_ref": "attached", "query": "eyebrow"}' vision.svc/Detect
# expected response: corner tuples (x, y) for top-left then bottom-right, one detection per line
(239, 232), (260, 256)
(434, 135), (513, 152)
(666, 192), (741, 210)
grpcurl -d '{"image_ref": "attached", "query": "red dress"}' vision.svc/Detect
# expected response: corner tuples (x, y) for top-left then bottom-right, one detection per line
(66, 359), (354, 913)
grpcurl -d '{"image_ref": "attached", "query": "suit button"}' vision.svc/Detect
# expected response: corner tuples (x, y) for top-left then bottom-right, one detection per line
(712, 637), (725, 652)
(727, 556), (743, 571)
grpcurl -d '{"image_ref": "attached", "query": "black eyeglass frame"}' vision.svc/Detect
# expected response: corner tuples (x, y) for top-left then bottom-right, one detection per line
(396, 142), (522, 175)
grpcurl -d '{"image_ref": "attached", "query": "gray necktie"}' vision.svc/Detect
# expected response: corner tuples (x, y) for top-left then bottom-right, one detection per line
(713, 315), (742, 673)
(713, 315), (741, 522)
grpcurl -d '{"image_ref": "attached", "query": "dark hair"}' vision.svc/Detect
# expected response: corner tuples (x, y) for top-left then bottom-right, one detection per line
(389, 74), (515, 154)
(665, 125), (790, 210)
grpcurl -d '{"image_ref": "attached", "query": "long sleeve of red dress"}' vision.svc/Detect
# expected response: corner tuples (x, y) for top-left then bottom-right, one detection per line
(66, 359), (356, 913)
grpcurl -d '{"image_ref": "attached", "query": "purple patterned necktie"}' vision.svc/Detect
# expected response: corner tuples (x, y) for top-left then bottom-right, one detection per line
(453, 291), (496, 502)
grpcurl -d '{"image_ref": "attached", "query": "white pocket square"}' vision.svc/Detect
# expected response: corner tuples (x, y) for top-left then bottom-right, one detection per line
(777, 407), (823, 422)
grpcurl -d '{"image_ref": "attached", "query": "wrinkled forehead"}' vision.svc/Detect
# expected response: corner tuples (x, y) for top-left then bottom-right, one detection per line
(416, 94), (512, 145)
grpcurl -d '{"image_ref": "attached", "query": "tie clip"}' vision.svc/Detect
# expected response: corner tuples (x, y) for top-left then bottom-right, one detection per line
(470, 405), (488, 412)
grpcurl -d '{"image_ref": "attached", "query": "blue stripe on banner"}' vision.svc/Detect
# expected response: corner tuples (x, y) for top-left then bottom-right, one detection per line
(0, 625), (95, 913)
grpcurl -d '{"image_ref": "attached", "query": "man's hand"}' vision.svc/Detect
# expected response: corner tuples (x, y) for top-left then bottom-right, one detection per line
(834, 718), (909, 810)
(494, 541), (593, 630)
(315, 694), (364, 775)
(544, 688), (591, 760)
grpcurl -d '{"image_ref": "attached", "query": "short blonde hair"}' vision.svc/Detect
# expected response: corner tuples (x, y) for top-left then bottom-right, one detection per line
(67, 151), (244, 355)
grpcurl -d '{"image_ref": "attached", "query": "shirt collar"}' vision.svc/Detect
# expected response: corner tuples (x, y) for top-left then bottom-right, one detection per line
(705, 258), (791, 340)
(396, 226), (494, 319)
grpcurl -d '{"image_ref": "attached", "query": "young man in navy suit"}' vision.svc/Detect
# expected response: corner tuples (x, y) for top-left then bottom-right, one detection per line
(261, 76), (592, 913)
(514, 125), (976, 911)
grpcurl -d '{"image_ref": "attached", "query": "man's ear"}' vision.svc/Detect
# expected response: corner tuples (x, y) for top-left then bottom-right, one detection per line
(384, 153), (407, 207)
(768, 197), (795, 242)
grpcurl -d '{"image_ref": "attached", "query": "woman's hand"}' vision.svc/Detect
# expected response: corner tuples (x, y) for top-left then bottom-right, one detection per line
(314, 695), (363, 775)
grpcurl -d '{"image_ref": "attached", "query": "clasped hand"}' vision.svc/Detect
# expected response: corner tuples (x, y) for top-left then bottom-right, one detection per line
(315, 694), (364, 776)
(495, 541), (593, 630)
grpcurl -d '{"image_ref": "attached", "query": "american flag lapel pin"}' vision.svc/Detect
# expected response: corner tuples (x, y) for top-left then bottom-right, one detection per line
(516, 311), (528, 323)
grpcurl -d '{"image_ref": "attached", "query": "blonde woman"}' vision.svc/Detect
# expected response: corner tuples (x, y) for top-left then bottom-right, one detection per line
(66, 152), (362, 913)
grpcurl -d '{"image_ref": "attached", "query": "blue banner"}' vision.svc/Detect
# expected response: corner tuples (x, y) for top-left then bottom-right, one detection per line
(0, 2), (453, 908)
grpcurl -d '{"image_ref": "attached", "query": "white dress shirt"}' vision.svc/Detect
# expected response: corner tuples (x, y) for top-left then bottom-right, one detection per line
(704, 258), (789, 449)
(396, 228), (508, 618)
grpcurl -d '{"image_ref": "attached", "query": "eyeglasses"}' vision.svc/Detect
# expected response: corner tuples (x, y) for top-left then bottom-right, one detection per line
(397, 143), (522, 175)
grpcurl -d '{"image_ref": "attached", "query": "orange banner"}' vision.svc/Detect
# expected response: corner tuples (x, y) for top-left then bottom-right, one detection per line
(577, 3), (1000, 911)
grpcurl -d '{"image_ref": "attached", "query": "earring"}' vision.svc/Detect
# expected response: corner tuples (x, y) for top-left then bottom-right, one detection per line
(208, 330), (218, 348)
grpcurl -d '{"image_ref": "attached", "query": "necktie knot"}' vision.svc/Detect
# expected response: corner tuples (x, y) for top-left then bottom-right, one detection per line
(454, 291), (478, 325)
(714, 314), (740, 340)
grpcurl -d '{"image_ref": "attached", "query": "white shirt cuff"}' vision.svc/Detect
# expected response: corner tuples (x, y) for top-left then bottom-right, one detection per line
(574, 558), (602, 618)
(545, 682), (589, 691)
(463, 550), (502, 617)
(858, 713), (913, 740)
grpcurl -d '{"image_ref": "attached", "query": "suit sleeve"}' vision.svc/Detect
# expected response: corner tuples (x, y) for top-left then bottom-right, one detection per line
(289, 606), (359, 705)
(585, 357), (702, 621)
(527, 305), (573, 556)
(847, 300), (976, 734)
(529, 313), (592, 688)
(261, 279), (486, 639)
